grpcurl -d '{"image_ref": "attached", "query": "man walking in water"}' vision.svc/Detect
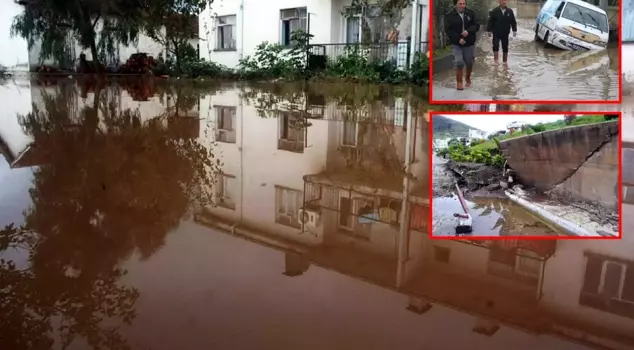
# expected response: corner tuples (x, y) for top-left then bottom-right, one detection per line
(444, 0), (480, 90)
(486, 0), (517, 63)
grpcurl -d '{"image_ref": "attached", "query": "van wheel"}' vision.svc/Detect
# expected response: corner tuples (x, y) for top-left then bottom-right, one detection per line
(543, 31), (551, 47)
(534, 25), (542, 42)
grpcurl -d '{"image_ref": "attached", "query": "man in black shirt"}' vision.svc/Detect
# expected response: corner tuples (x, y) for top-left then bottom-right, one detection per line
(444, 0), (480, 90)
(486, 0), (517, 63)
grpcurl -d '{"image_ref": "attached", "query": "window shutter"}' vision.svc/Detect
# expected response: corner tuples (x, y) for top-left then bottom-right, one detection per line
(581, 254), (603, 294)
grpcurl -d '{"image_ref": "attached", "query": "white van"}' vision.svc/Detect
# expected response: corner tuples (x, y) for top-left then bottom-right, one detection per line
(535, 0), (609, 50)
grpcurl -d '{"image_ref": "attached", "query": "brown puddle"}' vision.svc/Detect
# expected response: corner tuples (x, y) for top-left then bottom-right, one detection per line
(0, 78), (633, 350)
(432, 19), (619, 101)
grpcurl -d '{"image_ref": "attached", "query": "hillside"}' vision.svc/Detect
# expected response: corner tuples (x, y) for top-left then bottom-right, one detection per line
(433, 115), (479, 139)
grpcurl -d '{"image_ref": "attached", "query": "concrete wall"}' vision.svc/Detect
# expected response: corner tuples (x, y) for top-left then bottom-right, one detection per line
(499, 121), (619, 205)
(551, 137), (619, 208)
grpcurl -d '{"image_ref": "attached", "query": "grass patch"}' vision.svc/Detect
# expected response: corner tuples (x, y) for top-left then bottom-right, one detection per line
(432, 46), (452, 59)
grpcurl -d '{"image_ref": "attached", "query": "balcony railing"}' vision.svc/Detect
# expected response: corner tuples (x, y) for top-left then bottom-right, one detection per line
(308, 41), (412, 70)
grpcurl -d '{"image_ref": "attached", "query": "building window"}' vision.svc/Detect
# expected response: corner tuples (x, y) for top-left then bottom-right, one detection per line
(215, 106), (236, 143)
(433, 246), (450, 263)
(341, 120), (357, 147)
(487, 248), (541, 284)
(278, 114), (306, 153)
(216, 15), (237, 50)
(275, 186), (303, 228)
(216, 174), (237, 209)
(338, 196), (372, 240)
(580, 253), (634, 319)
(343, 6), (385, 44)
(280, 7), (308, 46)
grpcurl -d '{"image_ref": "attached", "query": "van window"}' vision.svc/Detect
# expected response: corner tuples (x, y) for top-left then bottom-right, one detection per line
(561, 3), (609, 32)
(554, 2), (565, 18)
(625, 0), (634, 42)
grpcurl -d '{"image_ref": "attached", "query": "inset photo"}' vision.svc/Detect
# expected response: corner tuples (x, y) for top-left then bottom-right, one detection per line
(430, 112), (621, 238)
(429, 0), (620, 103)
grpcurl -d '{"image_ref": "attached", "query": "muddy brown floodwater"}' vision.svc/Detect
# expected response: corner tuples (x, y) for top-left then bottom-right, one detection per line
(432, 19), (619, 101)
(0, 78), (632, 350)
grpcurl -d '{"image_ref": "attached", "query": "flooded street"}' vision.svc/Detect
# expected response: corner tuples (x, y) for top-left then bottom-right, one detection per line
(432, 19), (619, 101)
(431, 154), (561, 236)
(1, 78), (633, 350)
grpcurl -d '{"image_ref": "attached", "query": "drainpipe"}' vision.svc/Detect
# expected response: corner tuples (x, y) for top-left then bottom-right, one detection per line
(239, 0), (245, 61)
(239, 95), (244, 223)
(408, 0), (419, 69)
(396, 100), (414, 288)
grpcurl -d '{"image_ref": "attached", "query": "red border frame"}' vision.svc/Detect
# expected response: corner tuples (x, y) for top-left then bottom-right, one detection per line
(427, 111), (623, 240)
(427, 1), (623, 105)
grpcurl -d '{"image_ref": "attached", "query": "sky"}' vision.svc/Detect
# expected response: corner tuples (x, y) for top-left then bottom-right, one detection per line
(440, 114), (567, 133)
(0, 2), (29, 68)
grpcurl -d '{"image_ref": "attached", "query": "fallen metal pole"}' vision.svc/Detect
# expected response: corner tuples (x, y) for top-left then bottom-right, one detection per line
(454, 182), (473, 234)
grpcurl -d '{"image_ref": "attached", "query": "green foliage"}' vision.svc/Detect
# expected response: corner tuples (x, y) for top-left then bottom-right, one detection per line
(238, 30), (312, 80)
(531, 123), (546, 132)
(442, 141), (505, 168)
(11, 0), (152, 67)
(470, 138), (485, 147)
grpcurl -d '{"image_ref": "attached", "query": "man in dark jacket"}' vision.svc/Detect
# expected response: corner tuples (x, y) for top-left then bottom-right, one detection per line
(444, 0), (480, 90)
(486, 0), (517, 63)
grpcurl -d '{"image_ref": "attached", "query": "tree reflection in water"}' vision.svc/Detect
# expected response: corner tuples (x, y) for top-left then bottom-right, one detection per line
(0, 81), (221, 350)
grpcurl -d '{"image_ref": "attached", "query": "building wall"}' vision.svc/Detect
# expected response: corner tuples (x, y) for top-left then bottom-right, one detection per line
(27, 22), (167, 69)
(0, 82), (33, 159)
(200, 88), (330, 246)
(540, 226), (634, 338)
(199, 0), (428, 68)
(199, 0), (335, 68)
(625, 45), (634, 85)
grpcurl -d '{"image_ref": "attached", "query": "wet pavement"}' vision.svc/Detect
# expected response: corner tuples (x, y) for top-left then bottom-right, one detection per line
(1, 78), (634, 350)
(431, 155), (561, 236)
(432, 19), (619, 101)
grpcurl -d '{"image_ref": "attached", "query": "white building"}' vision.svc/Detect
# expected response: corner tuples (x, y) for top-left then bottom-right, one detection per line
(468, 128), (486, 140)
(198, 0), (430, 69)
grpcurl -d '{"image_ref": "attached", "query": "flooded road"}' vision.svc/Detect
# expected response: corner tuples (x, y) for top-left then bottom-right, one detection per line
(432, 19), (619, 101)
(431, 154), (561, 236)
(1, 78), (633, 350)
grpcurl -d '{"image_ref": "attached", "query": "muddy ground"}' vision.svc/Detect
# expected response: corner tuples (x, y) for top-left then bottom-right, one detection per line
(434, 157), (619, 232)
(434, 159), (508, 199)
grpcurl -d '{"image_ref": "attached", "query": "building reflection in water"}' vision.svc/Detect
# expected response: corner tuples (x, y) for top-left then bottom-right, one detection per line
(0, 78), (632, 350)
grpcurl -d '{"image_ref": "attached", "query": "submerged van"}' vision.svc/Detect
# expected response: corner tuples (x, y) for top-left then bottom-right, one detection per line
(535, 0), (609, 50)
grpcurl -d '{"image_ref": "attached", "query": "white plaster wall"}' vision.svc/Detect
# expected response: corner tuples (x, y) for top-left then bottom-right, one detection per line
(425, 240), (491, 274)
(0, 81), (33, 157)
(200, 0), (430, 68)
(28, 21), (166, 69)
(202, 88), (330, 245)
(625, 45), (634, 85)
(540, 210), (634, 337)
(200, 0), (334, 68)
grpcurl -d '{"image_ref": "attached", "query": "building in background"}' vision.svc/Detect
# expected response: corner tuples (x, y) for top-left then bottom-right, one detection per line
(199, 0), (430, 70)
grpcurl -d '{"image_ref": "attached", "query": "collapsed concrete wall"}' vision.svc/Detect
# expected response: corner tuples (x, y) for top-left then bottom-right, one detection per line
(551, 138), (618, 209)
(499, 121), (619, 208)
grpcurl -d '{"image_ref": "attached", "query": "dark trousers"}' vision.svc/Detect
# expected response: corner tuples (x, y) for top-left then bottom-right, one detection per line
(492, 34), (509, 53)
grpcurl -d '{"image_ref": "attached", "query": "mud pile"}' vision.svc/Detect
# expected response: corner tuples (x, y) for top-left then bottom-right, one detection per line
(443, 161), (507, 197)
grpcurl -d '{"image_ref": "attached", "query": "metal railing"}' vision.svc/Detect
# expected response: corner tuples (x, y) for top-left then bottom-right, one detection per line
(308, 41), (411, 70)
